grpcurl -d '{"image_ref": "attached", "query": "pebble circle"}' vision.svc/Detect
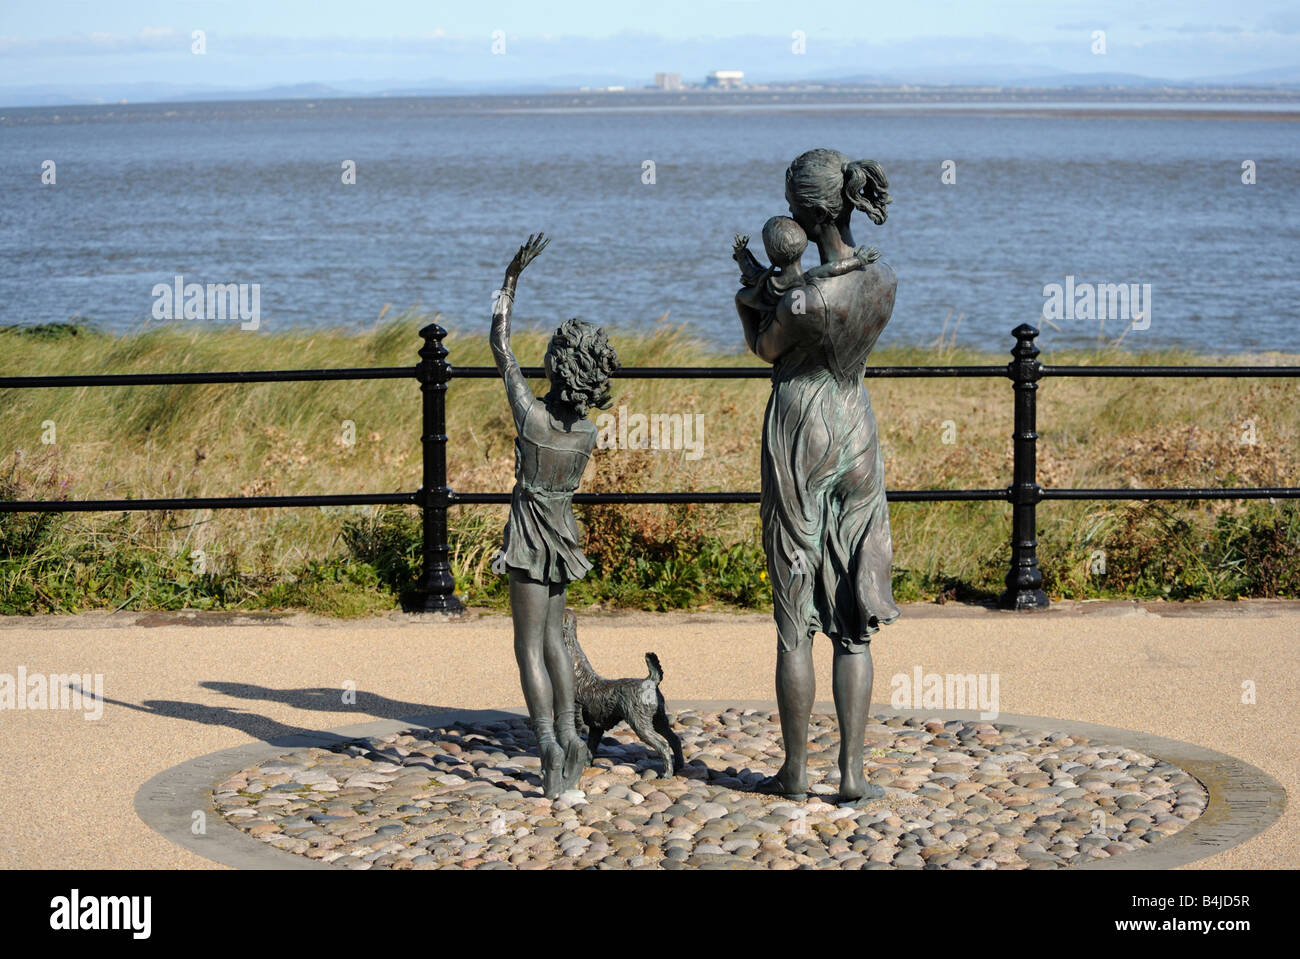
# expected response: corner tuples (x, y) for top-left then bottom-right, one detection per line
(211, 709), (1208, 870)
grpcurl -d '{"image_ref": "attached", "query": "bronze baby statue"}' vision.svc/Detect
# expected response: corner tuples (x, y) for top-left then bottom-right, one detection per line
(733, 215), (879, 335)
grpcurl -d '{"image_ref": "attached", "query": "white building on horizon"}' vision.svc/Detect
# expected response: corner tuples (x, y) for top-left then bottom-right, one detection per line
(705, 70), (745, 89)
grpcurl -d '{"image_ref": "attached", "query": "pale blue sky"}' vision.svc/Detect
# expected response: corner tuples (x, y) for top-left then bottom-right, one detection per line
(3, 0), (1299, 91)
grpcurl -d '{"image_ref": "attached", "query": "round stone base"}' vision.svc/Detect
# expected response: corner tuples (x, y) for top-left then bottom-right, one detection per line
(206, 708), (1212, 870)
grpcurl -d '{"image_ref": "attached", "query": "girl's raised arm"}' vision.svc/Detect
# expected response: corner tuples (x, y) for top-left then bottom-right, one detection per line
(490, 233), (551, 432)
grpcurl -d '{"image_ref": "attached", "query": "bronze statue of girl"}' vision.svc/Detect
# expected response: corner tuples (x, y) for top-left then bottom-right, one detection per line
(491, 233), (620, 798)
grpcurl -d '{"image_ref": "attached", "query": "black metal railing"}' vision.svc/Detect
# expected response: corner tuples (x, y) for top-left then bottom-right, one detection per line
(3, 322), (1298, 614)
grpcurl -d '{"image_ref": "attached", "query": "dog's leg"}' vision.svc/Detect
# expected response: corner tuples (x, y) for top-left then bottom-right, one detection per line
(653, 707), (685, 775)
(575, 704), (593, 764)
(628, 714), (675, 779)
(585, 722), (605, 761)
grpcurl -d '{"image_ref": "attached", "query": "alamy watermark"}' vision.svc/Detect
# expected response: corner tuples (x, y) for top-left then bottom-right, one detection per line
(595, 406), (705, 460)
(1042, 275), (1150, 330)
(152, 275), (261, 330)
(890, 666), (1000, 719)
(50, 889), (150, 939)
(0, 667), (103, 720)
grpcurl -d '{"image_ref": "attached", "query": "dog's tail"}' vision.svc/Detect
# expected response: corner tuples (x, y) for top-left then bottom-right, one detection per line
(645, 651), (663, 684)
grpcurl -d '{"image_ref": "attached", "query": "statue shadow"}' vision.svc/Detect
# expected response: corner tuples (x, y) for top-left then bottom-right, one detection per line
(197, 682), (683, 770)
(199, 681), (455, 724)
(72, 679), (721, 792)
(69, 678), (471, 749)
(72, 688), (370, 749)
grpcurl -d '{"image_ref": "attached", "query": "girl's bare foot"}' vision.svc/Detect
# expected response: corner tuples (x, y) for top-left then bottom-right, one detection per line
(559, 738), (588, 794)
(540, 741), (565, 798)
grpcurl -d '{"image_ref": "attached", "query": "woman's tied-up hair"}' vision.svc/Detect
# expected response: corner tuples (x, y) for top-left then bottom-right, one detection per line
(785, 148), (892, 227)
(545, 318), (620, 416)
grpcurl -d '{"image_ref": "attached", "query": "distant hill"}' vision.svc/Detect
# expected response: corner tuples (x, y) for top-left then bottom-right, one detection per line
(3, 67), (1299, 109)
(0, 81), (350, 107)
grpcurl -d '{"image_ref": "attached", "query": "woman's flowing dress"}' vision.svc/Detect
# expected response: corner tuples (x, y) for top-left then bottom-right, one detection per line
(760, 268), (900, 650)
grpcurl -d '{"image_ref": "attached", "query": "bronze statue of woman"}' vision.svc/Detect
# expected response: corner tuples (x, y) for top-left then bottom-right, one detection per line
(490, 233), (621, 798)
(736, 149), (900, 804)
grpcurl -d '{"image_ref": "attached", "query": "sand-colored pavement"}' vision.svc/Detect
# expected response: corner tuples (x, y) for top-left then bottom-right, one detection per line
(0, 601), (1296, 870)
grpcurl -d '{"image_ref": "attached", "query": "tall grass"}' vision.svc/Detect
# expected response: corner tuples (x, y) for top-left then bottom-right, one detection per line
(2, 315), (1298, 615)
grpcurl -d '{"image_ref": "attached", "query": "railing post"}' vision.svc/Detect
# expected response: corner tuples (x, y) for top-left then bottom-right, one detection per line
(402, 322), (465, 615)
(1000, 323), (1050, 610)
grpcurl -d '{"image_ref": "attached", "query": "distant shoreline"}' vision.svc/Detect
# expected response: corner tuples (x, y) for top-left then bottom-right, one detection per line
(5, 86), (1300, 117)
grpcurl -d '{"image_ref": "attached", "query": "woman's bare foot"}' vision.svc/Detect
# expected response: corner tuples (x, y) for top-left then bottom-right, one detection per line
(837, 768), (885, 806)
(755, 762), (809, 801)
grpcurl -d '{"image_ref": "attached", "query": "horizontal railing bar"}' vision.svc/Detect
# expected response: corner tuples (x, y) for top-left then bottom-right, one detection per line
(1042, 487), (1300, 500)
(5, 485), (1297, 513)
(451, 489), (1011, 505)
(869, 367), (1008, 379)
(6, 364), (1296, 391)
(459, 365), (1300, 381)
(0, 492), (419, 513)
(452, 365), (1010, 379)
(452, 492), (751, 504)
(887, 489), (1010, 502)
(454, 487), (1300, 505)
(0, 367), (417, 389)
(1042, 365), (1300, 378)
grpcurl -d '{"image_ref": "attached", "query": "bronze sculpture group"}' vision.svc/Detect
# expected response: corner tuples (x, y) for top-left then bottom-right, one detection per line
(493, 149), (898, 803)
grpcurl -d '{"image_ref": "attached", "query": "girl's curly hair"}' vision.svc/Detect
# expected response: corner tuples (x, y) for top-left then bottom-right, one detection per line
(545, 318), (620, 416)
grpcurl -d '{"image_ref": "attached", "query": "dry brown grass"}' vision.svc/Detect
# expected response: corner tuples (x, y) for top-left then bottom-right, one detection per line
(2, 315), (1298, 612)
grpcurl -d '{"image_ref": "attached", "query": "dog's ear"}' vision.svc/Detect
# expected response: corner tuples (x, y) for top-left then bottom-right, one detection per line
(562, 608), (577, 639)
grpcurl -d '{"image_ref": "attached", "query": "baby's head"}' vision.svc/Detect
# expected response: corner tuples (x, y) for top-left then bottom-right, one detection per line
(761, 216), (808, 271)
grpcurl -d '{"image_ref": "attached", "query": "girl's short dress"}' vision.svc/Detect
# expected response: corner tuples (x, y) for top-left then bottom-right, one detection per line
(501, 402), (594, 584)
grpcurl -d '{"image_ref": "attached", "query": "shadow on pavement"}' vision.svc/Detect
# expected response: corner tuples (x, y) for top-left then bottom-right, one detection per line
(68, 680), (463, 747)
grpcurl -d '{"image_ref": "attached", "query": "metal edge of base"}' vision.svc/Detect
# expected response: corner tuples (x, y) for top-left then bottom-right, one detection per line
(134, 701), (1286, 872)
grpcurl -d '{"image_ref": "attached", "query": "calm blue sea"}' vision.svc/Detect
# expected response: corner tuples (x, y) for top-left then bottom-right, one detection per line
(2, 95), (1298, 354)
